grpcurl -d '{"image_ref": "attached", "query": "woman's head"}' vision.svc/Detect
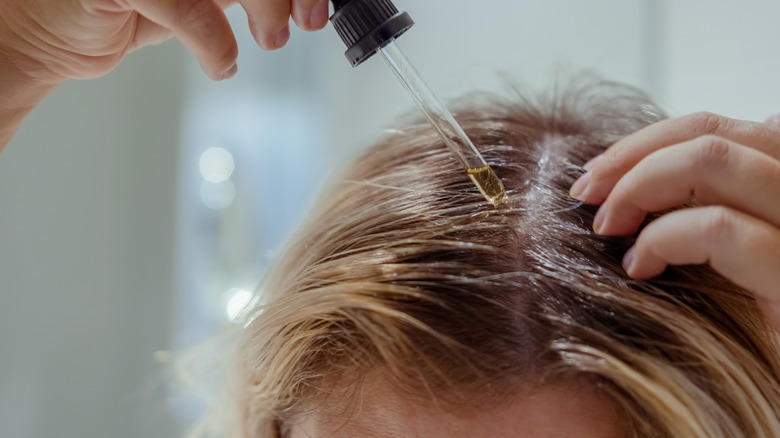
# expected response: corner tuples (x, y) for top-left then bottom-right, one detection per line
(228, 79), (780, 437)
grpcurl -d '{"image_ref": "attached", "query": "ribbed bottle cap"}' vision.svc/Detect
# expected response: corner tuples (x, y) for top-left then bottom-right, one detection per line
(330, 0), (414, 67)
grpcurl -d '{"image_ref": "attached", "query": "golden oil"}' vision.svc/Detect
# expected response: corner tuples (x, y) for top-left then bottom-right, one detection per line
(467, 166), (509, 209)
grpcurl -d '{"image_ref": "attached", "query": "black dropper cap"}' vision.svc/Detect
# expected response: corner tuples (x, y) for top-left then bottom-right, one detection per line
(330, 0), (415, 67)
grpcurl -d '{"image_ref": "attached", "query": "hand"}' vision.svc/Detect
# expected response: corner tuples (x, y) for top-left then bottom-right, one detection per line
(569, 112), (780, 330)
(0, 0), (331, 82)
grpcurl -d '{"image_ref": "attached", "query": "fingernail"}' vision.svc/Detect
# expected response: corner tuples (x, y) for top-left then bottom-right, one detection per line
(221, 63), (238, 80)
(274, 25), (290, 49)
(622, 246), (636, 273)
(583, 154), (603, 171)
(309, 0), (330, 28)
(569, 171), (591, 200)
(593, 203), (608, 234)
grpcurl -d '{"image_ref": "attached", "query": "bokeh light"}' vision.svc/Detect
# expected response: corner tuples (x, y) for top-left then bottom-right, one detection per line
(226, 288), (254, 321)
(200, 180), (235, 210)
(199, 147), (235, 183)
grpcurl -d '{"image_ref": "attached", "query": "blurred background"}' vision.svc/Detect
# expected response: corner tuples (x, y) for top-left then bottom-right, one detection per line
(0, 0), (777, 436)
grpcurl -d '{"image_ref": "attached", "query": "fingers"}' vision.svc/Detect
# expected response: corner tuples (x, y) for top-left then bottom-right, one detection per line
(129, 0), (331, 77)
(593, 135), (780, 236)
(238, 0), (330, 49)
(571, 112), (780, 204)
(623, 206), (780, 330)
(239, 0), (291, 50)
(129, 0), (239, 80)
(291, 0), (330, 31)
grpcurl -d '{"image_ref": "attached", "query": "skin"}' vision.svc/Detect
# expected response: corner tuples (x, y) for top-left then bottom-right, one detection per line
(570, 112), (780, 331)
(289, 376), (625, 438)
(0, 0), (330, 148)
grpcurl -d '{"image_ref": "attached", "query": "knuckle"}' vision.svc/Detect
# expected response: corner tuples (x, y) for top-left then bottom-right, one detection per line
(690, 135), (731, 170)
(704, 206), (737, 242)
(688, 111), (729, 136)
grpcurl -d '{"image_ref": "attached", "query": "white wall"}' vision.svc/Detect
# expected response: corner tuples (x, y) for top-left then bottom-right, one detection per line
(660, 0), (780, 120)
(0, 45), (184, 437)
(0, 1), (777, 437)
(320, 0), (651, 157)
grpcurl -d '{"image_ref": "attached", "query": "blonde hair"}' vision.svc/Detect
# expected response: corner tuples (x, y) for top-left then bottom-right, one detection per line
(213, 79), (780, 437)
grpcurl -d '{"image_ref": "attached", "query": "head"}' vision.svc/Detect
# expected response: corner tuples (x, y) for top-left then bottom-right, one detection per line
(224, 79), (780, 437)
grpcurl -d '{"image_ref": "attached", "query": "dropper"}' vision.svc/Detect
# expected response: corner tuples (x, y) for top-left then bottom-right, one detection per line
(330, 0), (508, 208)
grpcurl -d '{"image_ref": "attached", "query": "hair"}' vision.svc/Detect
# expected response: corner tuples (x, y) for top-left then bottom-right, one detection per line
(208, 79), (780, 437)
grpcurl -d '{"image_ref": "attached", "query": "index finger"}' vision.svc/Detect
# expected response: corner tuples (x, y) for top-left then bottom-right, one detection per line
(578, 112), (780, 204)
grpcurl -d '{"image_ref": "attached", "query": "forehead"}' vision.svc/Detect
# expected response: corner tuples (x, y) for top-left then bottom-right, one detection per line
(289, 377), (625, 438)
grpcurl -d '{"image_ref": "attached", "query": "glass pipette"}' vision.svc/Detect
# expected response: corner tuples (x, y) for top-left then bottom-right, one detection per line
(329, 0), (508, 209)
(378, 39), (508, 208)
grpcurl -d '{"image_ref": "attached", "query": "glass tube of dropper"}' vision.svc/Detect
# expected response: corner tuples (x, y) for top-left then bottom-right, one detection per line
(378, 39), (508, 208)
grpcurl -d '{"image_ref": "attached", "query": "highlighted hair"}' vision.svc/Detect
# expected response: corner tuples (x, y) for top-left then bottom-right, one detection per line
(204, 79), (780, 437)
